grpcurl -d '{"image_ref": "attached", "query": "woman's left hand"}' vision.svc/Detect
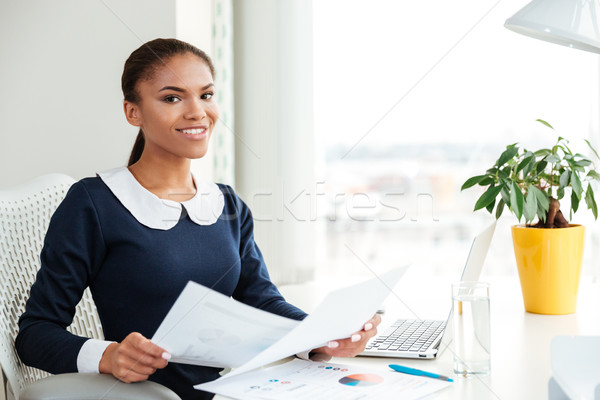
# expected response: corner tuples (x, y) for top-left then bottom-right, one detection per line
(312, 314), (382, 358)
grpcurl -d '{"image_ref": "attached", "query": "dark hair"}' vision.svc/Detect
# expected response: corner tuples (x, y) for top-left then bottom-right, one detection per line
(122, 38), (215, 166)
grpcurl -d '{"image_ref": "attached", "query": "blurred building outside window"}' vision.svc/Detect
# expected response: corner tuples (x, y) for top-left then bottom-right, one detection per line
(313, 0), (600, 281)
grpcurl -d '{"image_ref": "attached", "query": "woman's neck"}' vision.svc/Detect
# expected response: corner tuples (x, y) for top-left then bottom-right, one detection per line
(128, 157), (196, 202)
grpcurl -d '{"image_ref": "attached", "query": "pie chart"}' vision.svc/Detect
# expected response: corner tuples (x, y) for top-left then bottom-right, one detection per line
(338, 373), (384, 387)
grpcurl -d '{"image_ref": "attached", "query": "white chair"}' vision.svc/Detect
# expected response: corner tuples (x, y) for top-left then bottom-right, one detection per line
(0, 174), (180, 400)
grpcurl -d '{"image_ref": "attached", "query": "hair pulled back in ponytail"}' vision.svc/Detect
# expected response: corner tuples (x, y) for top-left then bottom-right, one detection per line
(128, 130), (146, 167)
(121, 38), (215, 166)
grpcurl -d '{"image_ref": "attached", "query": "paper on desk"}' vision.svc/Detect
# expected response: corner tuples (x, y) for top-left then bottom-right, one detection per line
(196, 358), (450, 400)
(152, 266), (406, 372)
(151, 282), (301, 368)
(220, 266), (407, 378)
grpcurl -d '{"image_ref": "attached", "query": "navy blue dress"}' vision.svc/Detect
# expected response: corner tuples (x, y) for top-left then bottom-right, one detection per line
(16, 177), (307, 399)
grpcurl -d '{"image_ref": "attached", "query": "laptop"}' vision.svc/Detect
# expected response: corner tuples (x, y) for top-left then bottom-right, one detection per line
(360, 221), (496, 359)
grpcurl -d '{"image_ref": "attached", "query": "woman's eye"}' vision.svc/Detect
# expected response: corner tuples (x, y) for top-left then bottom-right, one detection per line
(201, 92), (214, 100)
(163, 95), (181, 103)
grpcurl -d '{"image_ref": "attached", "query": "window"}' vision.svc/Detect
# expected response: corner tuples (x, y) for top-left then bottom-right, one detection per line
(313, 0), (599, 280)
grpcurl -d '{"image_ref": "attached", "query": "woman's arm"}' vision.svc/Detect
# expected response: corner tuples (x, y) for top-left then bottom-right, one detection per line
(225, 186), (381, 357)
(225, 186), (307, 321)
(15, 182), (106, 373)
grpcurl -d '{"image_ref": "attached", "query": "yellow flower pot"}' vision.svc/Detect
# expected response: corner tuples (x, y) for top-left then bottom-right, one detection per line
(511, 225), (585, 315)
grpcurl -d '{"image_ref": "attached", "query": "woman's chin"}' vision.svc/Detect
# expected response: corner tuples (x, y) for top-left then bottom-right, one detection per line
(187, 149), (210, 160)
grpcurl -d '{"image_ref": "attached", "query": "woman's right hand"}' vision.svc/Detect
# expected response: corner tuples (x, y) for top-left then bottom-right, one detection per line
(99, 332), (170, 383)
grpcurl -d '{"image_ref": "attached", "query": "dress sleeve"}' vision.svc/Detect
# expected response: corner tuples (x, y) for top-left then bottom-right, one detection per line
(15, 181), (107, 374)
(226, 187), (307, 321)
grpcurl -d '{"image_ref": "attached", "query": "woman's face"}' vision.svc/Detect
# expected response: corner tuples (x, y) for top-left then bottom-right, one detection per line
(124, 53), (219, 161)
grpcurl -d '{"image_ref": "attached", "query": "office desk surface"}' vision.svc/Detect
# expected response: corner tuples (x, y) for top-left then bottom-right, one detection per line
(214, 270), (600, 400)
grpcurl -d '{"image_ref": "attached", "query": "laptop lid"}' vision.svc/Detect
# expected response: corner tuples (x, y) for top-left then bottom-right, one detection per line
(460, 220), (496, 282)
(360, 220), (496, 359)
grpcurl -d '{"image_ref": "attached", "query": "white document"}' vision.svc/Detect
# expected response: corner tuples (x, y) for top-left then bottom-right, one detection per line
(151, 282), (301, 368)
(152, 266), (406, 372)
(196, 358), (451, 400)
(227, 266), (407, 377)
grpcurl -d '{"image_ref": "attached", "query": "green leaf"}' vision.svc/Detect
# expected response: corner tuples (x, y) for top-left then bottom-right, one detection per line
(536, 119), (554, 129)
(474, 185), (503, 212)
(545, 154), (561, 164)
(510, 181), (524, 221)
(479, 176), (494, 186)
(534, 149), (552, 157)
(531, 186), (550, 212)
(586, 185), (598, 219)
(497, 146), (519, 167)
(486, 198), (496, 213)
(537, 201), (547, 223)
(523, 158), (536, 177)
(556, 143), (571, 155)
(498, 167), (510, 180)
(576, 160), (593, 168)
(559, 170), (570, 189)
(535, 160), (548, 174)
(553, 144), (570, 156)
(500, 185), (511, 204)
(585, 139), (600, 160)
(572, 172), (583, 199)
(587, 170), (600, 181)
(495, 198), (505, 219)
(516, 155), (535, 174)
(524, 186), (537, 223)
(461, 175), (488, 191)
(572, 190), (580, 213)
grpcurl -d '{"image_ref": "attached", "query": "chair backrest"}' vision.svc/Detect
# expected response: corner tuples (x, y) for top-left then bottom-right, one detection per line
(0, 174), (105, 399)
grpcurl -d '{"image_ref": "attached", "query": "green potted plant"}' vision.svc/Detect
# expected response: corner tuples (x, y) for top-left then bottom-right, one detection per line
(461, 119), (600, 314)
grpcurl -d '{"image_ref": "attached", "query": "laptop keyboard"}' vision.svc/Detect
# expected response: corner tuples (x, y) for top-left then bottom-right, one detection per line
(365, 319), (445, 353)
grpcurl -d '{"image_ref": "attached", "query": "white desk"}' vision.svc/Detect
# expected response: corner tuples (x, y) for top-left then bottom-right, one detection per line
(214, 269), (600, 400)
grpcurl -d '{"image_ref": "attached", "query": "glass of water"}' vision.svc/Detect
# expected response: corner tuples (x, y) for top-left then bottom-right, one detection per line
(451, 281), (491, 376)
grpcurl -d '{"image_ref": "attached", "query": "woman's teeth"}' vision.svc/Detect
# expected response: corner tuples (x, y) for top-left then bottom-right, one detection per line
(180, 128), (205, 134)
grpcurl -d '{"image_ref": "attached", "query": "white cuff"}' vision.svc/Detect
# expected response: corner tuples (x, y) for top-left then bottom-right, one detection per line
(77, 339), (115, 373)
(296, 349), (332, 362)
(295, 350), (312, 360)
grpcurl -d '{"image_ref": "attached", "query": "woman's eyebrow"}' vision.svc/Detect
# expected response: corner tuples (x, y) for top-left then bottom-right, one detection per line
(159, 83), (214, 92)
(159, 85), (185, 93)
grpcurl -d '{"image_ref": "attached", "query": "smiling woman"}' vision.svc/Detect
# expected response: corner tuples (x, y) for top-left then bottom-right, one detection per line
(14, 38), (381, 400)
(123, 51), (219, 201)
(122, 40), (218, 170)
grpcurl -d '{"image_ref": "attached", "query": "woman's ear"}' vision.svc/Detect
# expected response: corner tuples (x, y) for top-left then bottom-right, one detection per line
(123, 101), (142, 127)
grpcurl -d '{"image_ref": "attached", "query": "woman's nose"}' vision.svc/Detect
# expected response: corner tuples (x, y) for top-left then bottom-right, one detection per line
(184, 99), (207, 120)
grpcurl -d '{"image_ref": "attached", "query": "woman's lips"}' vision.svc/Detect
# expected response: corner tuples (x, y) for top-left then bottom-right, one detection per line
(176, 127), (208, 139)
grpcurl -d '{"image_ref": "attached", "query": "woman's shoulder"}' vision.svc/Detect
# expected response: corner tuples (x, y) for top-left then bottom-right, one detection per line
(60, 175), (116, 210)
(73, 176), (112, 197)
(215, 182), (236, 197)
(215, 183), (246, 211)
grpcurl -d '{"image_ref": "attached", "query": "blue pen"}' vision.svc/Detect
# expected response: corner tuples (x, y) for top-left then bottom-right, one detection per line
(389, 364), (454, 382)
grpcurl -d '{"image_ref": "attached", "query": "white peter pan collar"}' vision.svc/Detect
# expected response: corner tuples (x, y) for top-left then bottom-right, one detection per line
(97, 167), (224, 230)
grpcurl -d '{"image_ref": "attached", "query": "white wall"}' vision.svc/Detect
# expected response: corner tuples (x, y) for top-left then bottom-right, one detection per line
(0, 0), (214, 189)
(234, 0), (316, 284)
